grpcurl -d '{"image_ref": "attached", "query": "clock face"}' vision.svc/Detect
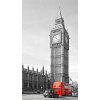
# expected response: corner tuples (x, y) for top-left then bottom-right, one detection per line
(52, 34), (61, 43)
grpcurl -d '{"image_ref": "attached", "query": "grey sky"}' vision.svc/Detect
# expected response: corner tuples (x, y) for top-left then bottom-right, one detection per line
(22, 0), (78, 81)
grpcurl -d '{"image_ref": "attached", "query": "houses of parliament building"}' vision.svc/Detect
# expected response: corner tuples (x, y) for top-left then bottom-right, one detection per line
(22, 65), (50, 92)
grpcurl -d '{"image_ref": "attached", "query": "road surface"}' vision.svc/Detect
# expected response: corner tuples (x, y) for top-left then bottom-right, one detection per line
(22, 94), (78, 100)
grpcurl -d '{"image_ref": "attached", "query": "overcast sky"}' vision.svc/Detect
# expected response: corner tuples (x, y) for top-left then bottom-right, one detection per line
(22, 0), (78, 81)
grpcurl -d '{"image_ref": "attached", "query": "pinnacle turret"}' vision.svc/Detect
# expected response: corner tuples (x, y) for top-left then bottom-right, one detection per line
(55, 7), (63, 19)
(55, 7), (64, 25)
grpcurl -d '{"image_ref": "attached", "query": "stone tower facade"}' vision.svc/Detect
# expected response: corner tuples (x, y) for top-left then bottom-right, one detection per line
(50, 10), (69, 86)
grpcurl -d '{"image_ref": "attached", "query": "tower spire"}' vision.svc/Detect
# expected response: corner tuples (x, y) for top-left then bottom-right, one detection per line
(55, 6), (64, 25)
(59, 6), (62, 18)
(56, 6), (63, 19)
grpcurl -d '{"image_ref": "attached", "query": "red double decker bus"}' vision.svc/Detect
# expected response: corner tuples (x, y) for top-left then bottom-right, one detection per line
(53, 82), (72, 96)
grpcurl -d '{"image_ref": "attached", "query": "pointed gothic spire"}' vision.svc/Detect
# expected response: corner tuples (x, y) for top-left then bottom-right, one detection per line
(55, 6), (64, 25)
(59, 6), (62, 18)
(37, 68), (38, 73)
(56, 6), (63, 19)
(45, 70), (47, 75)
(42, 66), (44, 75)
(27, 65), (29, 72)
(32, 67), (34, 73)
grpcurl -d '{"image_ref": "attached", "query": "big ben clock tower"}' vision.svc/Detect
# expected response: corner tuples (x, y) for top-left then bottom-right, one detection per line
(50, 10), (69, 86)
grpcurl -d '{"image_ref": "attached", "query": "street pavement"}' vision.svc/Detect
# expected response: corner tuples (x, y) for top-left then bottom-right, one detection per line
(22, 94), (78, 100)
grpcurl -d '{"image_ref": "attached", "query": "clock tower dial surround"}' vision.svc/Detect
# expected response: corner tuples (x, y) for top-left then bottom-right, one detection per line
(50, 11), (69, 86)
(52, 30), (61, 44)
